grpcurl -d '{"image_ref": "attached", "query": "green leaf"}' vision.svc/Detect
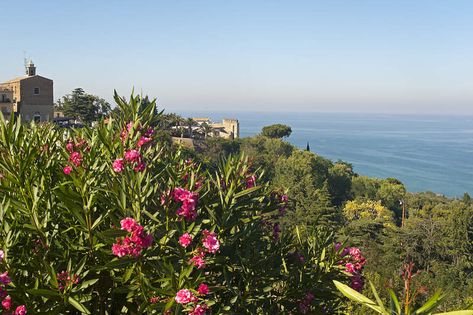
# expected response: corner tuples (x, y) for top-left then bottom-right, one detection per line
(415, 289), (444, 314)
(78, 278), (99, 290)
(369, 281), (386, 313)
(27, 289), (61, 297)
(388, 289), (401, 315)
(68, 296), (91, 314)
(333, 280), (387, 314)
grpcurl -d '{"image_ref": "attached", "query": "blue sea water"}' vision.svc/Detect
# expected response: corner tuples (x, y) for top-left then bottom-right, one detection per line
(177, 111), (473, 197)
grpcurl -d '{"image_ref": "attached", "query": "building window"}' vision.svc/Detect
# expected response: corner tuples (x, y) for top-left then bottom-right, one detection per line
(34, 87), (40, 95)
(34, 114), (41, 123)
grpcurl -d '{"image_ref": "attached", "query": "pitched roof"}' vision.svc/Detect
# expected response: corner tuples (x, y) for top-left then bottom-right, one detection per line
(0, 75), (52, 84)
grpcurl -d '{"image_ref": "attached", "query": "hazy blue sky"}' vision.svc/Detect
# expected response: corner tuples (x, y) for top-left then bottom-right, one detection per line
(2, 0), (473, 114)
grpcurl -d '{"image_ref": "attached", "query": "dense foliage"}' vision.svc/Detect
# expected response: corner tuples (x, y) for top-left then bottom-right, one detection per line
(261, 124), (292, 139)
(195, 129), (473, 313)
(55, 88), (111, 124)
(0, 93), (365, 314)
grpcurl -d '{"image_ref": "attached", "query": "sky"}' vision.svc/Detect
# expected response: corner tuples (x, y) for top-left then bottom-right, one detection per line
(2, 0), (473, 114)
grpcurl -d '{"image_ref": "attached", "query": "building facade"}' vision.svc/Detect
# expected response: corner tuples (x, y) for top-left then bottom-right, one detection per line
(0, 61), (54, 122)
(0, 88), (14, 117)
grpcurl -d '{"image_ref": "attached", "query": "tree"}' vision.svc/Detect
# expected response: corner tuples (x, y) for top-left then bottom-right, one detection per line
(261, 124), (292, 138)
(200, 122), (214, 139)
(185, 118), (196, 138)
(62, 88), (111, 124)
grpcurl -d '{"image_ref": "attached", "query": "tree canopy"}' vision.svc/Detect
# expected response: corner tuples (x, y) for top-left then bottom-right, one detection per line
(261, 124), (292, 138)
(60, 88), (111, 124)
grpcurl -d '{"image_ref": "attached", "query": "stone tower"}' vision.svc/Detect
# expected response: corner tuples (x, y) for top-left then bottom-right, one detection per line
(26, 60), (36, 76)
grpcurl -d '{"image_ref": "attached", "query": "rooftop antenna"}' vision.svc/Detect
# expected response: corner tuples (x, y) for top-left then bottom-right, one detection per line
(23, 51), (30, 75)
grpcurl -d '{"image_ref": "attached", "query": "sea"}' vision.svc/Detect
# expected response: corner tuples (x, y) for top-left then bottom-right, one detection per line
(177, 111), (473, 197)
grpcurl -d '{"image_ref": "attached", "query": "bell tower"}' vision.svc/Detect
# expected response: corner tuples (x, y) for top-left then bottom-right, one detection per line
(25, 59), (36, 76)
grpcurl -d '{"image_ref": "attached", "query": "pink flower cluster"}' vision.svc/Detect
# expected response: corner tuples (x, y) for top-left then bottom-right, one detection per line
(179, 233), (193, 248)
(172, 188), (199, 221)
(190, 249), (206, 269)
(63, 138), (89, 175)
(298, 292), (315, 314)
(175, 284), (209, 315)
(186, 230), (221, 269)
(114, 122), (154, 173)
(112, 218), (153, 257)
(202, 230), (220, 254)
(113, 149), (146, 173)
(120, 122), (154, 147)
(57, 270), (79, 292)
(0, 267), (26, 314)
(245, 174), (257, 188)
(335, 244), (366, 292)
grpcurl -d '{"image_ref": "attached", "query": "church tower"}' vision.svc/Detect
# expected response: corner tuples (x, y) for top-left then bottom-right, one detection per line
(26, 60), (36, 76)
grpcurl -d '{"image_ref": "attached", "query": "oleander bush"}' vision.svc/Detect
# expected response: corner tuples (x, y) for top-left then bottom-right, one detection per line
(0, 92), (357, 314)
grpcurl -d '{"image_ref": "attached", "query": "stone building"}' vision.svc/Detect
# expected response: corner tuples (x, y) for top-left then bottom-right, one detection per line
(192, 117), (240, 139)
(0, 88), (14, 117)
(0, 61), (54, 122)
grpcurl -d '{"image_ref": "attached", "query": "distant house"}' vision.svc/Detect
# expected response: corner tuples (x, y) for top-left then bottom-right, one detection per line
(0, 60), (54, 122)
(192, 117), (240, 139)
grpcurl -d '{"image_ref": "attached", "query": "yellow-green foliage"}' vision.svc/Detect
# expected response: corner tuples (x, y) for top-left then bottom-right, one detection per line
(343, 200), (394, 225)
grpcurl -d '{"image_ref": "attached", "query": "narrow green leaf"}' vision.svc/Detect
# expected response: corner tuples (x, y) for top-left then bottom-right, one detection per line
(333, 280), (387, 314)
(27, 289), (61, 297)
(415, 289), (444, 314)
(68, 296), (91, 314)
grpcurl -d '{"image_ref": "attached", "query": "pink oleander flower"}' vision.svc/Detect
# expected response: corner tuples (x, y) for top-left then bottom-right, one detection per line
(175, 289), (197, 304)
(179, 233), (193, 248)
(133, 161), (146, 172)
(2, 296), (12, 310)
(202, 230), (220, 254)
(345, 262), (356, 274)
(349, 247), (362, 261)
(112, 218), (153, 257)
(197, 283), (209, 295)
(280, 194), (289, 203)
(113, 158), (125, 173)
(189, 303), (208, 315)
(15, 305), (27, 315)
(144, 127), (154, 138)
(0, 272), (11, 285)
(137, 136), (152, 147)
(149, 296), (159, 304)
(246, 175), (256, 188)
(69, 151), (82, 167)
(112, 242), (128, 257)
(173, 188), (199, 221)
(124, 149), (141, 163)
(63, 165), (72, 175)
(0, 250), (4, 262)
(120, 217), (138, 232)
(66, 142), (74, 153)
(190, 252), (206, 269)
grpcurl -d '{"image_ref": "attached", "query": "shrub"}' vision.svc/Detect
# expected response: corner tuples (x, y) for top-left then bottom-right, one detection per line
(0, 92), (352, 314)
